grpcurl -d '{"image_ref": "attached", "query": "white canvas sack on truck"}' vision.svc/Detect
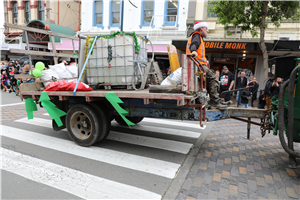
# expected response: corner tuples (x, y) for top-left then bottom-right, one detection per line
(49, 63), (73, 79)
(40, 69), (59, 87)
(161, 67), (182, 86)
(65, 63), (78, 77)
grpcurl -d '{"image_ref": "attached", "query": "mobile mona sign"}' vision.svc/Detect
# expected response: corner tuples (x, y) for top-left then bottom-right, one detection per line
(204, 42), (248, 50)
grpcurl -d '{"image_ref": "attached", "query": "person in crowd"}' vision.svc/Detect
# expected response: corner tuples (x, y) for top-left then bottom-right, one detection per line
(241, 86), (251, 108)
(264, 74), (275, 109)
(235, 71), (247, 107)
(270, 77), (282, 98)
(247, 75), (253, 85)
(215, 70), (220, 79)
(9, 71), (17, 93)
(15, 79), (21, 96)
(1, 71), (9, 92)
(23, 62), (31, 74)
(14, 60), (21, 74)
(248, 77), (259, 107)
(5, 61), (13, 78)
(258, 90), (266, 109)
(219, 66), (235, 102)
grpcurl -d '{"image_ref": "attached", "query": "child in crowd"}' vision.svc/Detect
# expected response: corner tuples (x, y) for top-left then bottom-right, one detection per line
(258, 90), (266, 109)
(1, 71), (9, 92)
(241, 86), (251, 108)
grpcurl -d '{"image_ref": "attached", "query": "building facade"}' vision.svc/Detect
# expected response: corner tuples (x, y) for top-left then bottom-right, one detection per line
(2, 0), (80, 62)
(80, 0), (189, 72)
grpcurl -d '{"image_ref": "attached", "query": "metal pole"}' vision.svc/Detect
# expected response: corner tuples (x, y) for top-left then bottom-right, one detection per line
(247, 96), (252, 139)
(121, 0), (125, 31)
(24, 31), (33, 75)
(72, 39), (77, 67)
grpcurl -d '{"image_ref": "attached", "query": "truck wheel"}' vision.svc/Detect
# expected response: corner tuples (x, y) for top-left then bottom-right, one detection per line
(90, 103), (111, 142)
(66, 104), (107, 146)
(115, 116), (144, 126)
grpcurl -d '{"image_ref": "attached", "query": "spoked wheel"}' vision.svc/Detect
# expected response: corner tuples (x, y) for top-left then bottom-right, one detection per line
(66, 104), (107, 146)
(115, 116), (144, 126)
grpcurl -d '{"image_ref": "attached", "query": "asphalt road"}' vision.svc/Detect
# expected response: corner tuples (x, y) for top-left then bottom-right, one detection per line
(1, 92), (211, 199)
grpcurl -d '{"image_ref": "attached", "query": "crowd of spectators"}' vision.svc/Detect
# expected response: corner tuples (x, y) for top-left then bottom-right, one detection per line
(0, 60), (32, 96)
(212, 66), (281, 109)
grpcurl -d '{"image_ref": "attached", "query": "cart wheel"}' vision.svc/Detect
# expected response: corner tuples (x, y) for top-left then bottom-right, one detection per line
(66, 104), (107, 146)
(115, 116), (144, 126)
(90, 103), (111, 142)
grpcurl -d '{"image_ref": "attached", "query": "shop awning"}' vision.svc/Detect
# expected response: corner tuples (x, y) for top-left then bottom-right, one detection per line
(22, 20), (76, 44)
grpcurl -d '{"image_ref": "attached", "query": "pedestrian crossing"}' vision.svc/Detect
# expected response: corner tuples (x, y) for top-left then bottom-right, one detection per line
(1, 114), (206, 199)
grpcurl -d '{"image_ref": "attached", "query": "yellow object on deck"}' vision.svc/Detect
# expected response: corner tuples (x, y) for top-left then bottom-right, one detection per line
(167, 44), (181, 73)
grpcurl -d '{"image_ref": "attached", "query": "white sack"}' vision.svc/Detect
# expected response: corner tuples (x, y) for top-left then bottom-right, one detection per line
(65, 63), (78, 77)
(40, 69), (59, 87)
(49, 62), (73, 79)
(161, 67), (182, 86)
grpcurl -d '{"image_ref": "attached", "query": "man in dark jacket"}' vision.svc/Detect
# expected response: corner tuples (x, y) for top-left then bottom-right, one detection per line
(264, 74), (275, 109)
(248, 77), (259, 107)
(270, 77), (282, 98)
(235, 71), (247, 107)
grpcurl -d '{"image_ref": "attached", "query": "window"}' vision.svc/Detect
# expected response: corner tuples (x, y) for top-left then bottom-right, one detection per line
(25, 1), (31, 23)
(140, 1), (155, 28)
(38, 1), (45, 21)
(109, 0), (122, 28)
(163, 0), (179, 27)
(13, 2), (18, 24)
(207, 2), (217, 18)
(94, 0), (103, 28)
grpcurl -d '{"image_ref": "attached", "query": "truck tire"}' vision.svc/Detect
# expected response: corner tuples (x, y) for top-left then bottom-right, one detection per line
(90, 103), (111, 142)
(66, 104), (107, 146)
(115, 116), (144, 126)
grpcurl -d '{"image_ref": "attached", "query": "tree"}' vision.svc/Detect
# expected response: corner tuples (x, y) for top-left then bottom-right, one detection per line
(208, 1), (300, 84)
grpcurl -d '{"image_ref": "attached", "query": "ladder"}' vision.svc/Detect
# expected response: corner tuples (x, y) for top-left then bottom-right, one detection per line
(141, 61), (163, 89)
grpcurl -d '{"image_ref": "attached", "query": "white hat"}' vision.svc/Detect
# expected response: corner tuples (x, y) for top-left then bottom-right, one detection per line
(194, 21), (208, 30)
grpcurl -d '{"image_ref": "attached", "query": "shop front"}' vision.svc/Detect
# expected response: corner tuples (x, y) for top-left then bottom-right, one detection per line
(172, 39), (300, 91)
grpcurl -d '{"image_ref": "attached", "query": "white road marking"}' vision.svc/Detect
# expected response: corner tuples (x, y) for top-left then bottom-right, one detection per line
(0, 102), (25, 107)
(1, 125), (180, 178)
(0, 147), (161, 199)
(111, 121), (201, 138)
(142, 118), (206, 129)
(107, 131), (193, 154)
(15, 117), (53, 128)
(43, 113), (49, 116)
(15, 118), (196, 154)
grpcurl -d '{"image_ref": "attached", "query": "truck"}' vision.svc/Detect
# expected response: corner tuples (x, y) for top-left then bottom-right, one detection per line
(7, 23), (300, 167)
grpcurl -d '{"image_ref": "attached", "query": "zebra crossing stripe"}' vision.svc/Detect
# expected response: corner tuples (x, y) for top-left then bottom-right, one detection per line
(107, 131), (193, 154)
(15, 117), (51, 128)
(1, 125), (180, 178)
(0, 147), (161, 199)
(15, 117), (196, 154)
(111, 122), (201, 138)
(142, 118), (206, 129)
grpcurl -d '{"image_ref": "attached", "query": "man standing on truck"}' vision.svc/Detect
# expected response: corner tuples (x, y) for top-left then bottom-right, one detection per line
(186, 21), (228, 109)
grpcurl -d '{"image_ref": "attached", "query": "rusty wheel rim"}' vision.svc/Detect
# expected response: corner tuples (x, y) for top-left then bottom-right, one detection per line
(70, 111), (93, 140)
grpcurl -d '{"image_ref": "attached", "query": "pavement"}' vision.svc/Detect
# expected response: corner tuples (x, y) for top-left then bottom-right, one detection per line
(176, 114), (300, 199)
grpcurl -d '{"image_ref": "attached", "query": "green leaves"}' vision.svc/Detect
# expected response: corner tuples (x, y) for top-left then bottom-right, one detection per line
(208, 1), (300, 38)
